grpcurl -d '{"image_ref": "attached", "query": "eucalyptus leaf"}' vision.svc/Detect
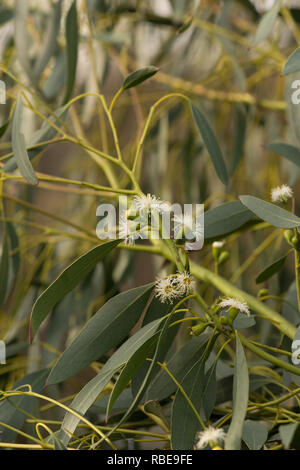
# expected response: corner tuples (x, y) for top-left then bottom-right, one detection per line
(279, 423), (300, 449)
(4, 105), (68, 173)
(267, 142), (300, 167)
(30, 240), (121, 339)
(0, 119), (9, 138)
(33, 0), (62, 80)
(256, 253), (289, 284)
(64, 0), (79, 103)
(242, 420), (268, 450)
(11, 96), (38, 185)
(240, 195), (300, 229)
(0, 225), (9, 308)
(171, 358), (206, 450)
(147, 334), (210, 402)
(225, 334), (249, 450)
(58, 317), (165, 446)
(191, 104), (228, 185)
(253, 0), (281, 46)
(205, 201), (255, 240)
(0, 369), (49, 443)
(47, 283), (154, 385)
(283, 47), (300, 75)
(122, 66), (159, 90)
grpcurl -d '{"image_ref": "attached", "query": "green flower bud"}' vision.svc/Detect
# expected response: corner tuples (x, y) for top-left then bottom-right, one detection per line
(228, 307), (239, 324)
(219, 315), (229, 325)
(258, 288), (268, 299)
(284, 230), (294, 246)
(218, 251), (230, 266)
(191, 323), (208, 336)
(291, 235), (300, 251)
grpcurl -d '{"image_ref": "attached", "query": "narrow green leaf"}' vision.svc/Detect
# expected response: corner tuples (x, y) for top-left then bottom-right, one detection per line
(280, 423), (300, 449)
(171, 358), (206, 450)
(205, 201), (255, 240)
(256, 253), (289, 284)
(107, 336), (157, 418)
(240, 195), (300, 228)
(131, 305), (183, 399)
(231, 105), (247, 173)
(33, 0), (63, 79)
(147, 334), (210, 402)
(6, 222), (20, 277)
(252, 0), (281, 46)
(0, 120), (9, 139)
(4, 105), (68, 173)
(11, 96), (38, 186)
(191, 104), (228, 185)
(242, 420), (268, 450)
(122, 66), (159, 90)
(58, 318), (164, 446)
(64, 0), (79, 103)
(267, 142), (300, 167)
(0, 225), (9, 308)
(47, 283), (154, 385)
(225, 334), (249, 450)
(30, 240), (121, 339)
(15, 0), (34, 82)
(283, 47), (300, 75)
(171, 335), (217, 450)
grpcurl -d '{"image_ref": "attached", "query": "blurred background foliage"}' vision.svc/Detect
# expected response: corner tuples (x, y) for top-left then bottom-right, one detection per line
(1, 0), (300, 450)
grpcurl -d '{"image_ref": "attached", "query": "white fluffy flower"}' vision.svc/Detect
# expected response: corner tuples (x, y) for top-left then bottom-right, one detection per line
(195, 426), (226, 450)
(175, 272), (196, 295)
(155, 276), (181, 304)
(134, 194), (166, 214)
(271, 185), (293, 203)
(219, 298), (250, 316)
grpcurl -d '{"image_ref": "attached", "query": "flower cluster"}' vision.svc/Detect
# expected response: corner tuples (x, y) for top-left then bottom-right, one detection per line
(155, 272), (196, 304)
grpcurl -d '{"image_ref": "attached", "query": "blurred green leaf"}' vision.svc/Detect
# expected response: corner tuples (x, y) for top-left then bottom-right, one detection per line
(253, 0), (281, 46)
(267, 142), (300, 167)
(240, 195), (300, 228)
(225, 334), (249, 450)
(30, 240), (121, 339)
(0, 225), (9, 308)
(7, 222), (20, 278)
(4, 105), (68, 173)
(256, 253), (289, 284)
(283, 47), (300, 75)
(0, 120), (9, 139)
(191, 104), (228, 185)
(11, 96), (38, 185)
(0, 6), (13, 25)
(205, 201), (255, 240)
(33, 0), (62, 80)
(280, 422), (300, 449)
(122, 66), (159, 90)
(64, 0), (79, 103)
(242, 420), (268, 450)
